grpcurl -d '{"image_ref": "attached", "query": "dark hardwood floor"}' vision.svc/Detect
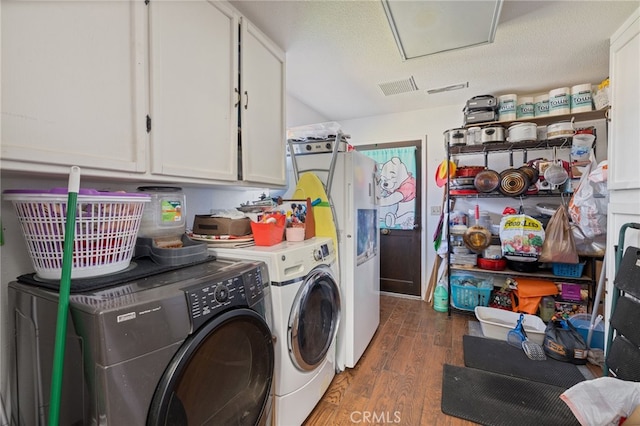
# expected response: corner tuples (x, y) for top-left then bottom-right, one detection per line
(303, 294), (477, 425)
(304, 294), (602, 425)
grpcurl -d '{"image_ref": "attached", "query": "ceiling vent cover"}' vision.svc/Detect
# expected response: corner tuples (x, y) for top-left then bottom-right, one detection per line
(378, 76), (419, 96)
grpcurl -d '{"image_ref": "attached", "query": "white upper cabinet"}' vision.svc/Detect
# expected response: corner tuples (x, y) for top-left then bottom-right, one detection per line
(148, 0), (239, 181)
(2, 0), (286, 187)
(1, 0), (147, 173)
(239, 19), (287, 186)
(608, 8), (640, 190)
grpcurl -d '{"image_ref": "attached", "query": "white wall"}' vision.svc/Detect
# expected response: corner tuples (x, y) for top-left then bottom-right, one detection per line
(286, 94), (330, 128)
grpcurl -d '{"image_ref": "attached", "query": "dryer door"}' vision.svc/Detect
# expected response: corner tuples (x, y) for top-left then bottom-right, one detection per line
(147, 308), (274, 425)
(288, 264), (341, 371)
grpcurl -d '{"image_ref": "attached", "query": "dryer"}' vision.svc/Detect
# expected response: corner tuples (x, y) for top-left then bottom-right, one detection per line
(211, 237), (340, 426)
(9, 258), (274, 425)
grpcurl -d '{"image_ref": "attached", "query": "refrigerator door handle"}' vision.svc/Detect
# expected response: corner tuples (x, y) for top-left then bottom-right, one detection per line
(347, 183), (352, 221)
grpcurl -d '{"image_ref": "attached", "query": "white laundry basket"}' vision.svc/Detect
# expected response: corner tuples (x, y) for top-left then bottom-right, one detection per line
(4, 188), (150, 279)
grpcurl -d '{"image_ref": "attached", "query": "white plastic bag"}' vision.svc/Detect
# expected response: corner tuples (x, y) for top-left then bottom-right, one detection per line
(561, 377), (640, 426)
(568, 151), (608, 239)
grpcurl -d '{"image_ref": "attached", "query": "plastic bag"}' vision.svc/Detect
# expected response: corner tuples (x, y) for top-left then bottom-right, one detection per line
(509, 277), (558, 314)
(561, 377), (640, 426)
(543, 319), (588, 364)
(538, 205), (579, 264)
(568, 152), (608, 239)
(571, 224), (606, 257)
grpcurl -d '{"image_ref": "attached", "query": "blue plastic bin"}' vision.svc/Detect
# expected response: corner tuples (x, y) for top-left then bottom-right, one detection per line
(569, 314), (604, 350)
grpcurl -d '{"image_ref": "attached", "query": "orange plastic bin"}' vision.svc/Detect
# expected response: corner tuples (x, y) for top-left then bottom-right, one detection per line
(251, 214), (286, 246)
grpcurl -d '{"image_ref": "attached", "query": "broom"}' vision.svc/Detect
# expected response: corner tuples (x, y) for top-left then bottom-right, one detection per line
(48, 166), (81, 426)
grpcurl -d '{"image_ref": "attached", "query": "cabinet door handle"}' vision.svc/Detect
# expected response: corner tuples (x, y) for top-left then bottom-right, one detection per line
(244, 91), (249, 110)
(234, 88), (240, 108)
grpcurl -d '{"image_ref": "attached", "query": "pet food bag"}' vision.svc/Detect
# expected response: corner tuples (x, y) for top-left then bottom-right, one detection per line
(499, 214), (545, 260)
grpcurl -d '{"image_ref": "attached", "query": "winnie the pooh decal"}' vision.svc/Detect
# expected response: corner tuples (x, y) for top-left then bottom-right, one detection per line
(378, 156), (416, 229)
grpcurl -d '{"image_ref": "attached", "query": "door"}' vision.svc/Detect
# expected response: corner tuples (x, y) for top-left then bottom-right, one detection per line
(1, 0), (147, 173)
(149, 0), (238, 181)
(148, 308), (274, 425)
(288, 265), (341, 371)
(359, 141), (422, 296)
(240, 18), (287, 185)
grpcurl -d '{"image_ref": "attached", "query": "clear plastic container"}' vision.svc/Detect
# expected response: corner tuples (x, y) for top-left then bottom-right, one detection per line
(539, 296), (555, 322)
(137, 186), (186, 238)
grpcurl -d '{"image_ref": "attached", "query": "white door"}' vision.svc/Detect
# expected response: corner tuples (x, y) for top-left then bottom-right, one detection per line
(1, 0), (147, 173)
(149, 0), (238, 181)
(240, 19), (287, 185)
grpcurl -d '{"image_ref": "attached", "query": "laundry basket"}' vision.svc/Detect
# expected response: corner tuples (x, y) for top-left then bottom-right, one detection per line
(3, 188), (150, 279)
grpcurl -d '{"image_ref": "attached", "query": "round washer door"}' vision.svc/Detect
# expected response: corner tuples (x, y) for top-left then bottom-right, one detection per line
(288, 264), (341, 371)
(147, 308), (274, 426)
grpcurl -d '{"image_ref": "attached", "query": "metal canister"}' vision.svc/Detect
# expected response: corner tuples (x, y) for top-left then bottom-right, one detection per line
(444, 128), (468, 147)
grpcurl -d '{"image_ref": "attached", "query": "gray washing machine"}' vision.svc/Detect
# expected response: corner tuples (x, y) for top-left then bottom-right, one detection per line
(8, 258), (274, 425)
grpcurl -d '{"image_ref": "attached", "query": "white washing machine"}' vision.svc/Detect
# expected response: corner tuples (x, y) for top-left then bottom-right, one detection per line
(211, 237), (340, 426)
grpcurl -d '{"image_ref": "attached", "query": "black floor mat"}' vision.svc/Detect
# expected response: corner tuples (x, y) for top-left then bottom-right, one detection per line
(441, 364), (580, 426)
(463, 335), (586, 388)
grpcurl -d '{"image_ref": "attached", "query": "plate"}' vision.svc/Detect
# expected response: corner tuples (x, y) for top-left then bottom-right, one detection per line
(188, 233), (254, 243)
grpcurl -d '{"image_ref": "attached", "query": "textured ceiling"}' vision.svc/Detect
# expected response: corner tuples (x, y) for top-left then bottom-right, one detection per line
(230, 0), (639, 122)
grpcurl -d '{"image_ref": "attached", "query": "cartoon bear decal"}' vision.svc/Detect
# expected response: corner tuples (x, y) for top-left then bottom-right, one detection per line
(378, 156), (416, 228)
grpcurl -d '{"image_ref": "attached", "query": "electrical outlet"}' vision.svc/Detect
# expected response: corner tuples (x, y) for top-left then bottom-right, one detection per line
(430, 205), (442, 215)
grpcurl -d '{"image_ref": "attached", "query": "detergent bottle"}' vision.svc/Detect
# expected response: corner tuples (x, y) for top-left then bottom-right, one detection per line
(433, 279), (449, 313)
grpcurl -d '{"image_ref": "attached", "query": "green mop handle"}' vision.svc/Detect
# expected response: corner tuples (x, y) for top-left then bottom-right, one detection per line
(48, 166), (81, 426)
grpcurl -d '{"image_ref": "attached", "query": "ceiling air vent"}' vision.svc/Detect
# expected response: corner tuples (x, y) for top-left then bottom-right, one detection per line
(378, 76), (419, 96)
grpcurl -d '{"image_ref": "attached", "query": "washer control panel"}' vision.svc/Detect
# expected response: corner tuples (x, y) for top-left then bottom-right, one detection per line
(183, 263), (266, 331)
(313, 243), (331, 261)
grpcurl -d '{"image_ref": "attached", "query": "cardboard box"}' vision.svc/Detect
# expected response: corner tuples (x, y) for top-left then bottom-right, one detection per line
(193, 216), (252, 236)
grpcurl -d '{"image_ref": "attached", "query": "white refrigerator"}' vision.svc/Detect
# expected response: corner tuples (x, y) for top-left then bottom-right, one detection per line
(293, 149), (380, 370)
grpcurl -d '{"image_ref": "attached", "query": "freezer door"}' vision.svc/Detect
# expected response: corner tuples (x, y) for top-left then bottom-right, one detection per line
(334, 151), (380, 369)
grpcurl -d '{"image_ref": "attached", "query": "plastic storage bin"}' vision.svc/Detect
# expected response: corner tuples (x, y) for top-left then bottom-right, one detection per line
(552, 262), (586, 278)
(569, 314), (604, 349)
(450, 273), (493, 311)
(135, 235), (208, 266)
(251, 214), (286, 246)
(3, 188), (149, 279)
(137, 186), (186, 239)
(475, 306), (547, 346)
(451, 284), (492, 311)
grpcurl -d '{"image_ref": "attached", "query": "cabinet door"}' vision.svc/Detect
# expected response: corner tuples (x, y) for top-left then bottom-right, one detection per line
(608, 10), (640, 190)
(149, 0), (238, 181)
(1, 0), (147, 173)
(240, 19), (286, 186)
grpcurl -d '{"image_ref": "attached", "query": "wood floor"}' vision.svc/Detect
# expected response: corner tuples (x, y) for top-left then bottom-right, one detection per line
(303, 294), (477, 426)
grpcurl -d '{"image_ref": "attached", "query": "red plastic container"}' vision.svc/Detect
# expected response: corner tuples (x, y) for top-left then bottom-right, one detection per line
(250, 214), (286, 246)
(477, 257), (507, 271)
